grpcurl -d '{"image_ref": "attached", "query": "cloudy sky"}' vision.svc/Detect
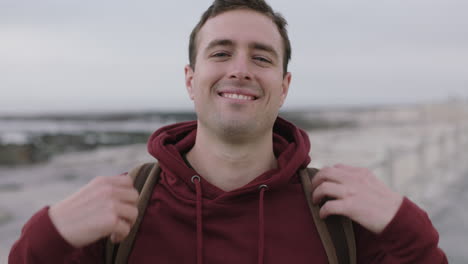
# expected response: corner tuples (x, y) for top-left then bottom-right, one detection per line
(1, 0), (467, 114)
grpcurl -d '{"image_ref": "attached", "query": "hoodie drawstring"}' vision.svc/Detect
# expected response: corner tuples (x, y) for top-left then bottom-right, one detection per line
(192, 175), (203, 264)
(258, 184), (268, 264)
(191, 176), (268, 264)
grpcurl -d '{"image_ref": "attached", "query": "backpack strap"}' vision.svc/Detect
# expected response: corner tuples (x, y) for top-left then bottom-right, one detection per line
(105, 162), (160, 264)
(105, 163), (356, 263)
(299, 168), (357, 264)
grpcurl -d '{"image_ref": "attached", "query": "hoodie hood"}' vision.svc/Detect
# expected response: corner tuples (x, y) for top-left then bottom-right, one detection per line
(147, 116), (311, 200)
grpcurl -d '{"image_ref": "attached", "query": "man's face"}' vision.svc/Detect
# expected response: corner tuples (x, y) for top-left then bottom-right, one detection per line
(185, 9), (291, 139)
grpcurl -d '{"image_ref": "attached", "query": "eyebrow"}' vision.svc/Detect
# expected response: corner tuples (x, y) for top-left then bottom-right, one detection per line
(205, 39), (235, 51)
(204, 39), (279, 60)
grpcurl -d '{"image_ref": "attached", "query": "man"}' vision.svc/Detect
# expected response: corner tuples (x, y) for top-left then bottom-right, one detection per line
(10, 0), (447, 263)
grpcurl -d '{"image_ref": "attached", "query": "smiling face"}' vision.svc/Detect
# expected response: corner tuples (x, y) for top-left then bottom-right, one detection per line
(185, 9), (291, 140)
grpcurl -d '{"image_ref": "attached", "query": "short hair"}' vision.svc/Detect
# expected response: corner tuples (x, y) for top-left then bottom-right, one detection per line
(188, 0), (291, 75)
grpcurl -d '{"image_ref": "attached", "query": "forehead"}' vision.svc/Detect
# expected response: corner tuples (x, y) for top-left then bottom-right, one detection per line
(197, 9), (283, 55)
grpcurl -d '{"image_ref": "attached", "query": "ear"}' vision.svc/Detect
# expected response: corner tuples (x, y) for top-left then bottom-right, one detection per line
(279, 72), (291, 107)
(184, 64), (195, 100)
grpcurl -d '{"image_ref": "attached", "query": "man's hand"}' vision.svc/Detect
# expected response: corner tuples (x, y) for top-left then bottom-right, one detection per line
(311, 164), (403, 234)
(48, 174), (139, 248)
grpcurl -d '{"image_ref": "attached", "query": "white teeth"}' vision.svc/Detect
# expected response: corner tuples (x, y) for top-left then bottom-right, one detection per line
(221, 93), (254, 101)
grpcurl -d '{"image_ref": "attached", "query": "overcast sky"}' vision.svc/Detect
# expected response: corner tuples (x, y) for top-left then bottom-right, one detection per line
(1, 0), (467, 114)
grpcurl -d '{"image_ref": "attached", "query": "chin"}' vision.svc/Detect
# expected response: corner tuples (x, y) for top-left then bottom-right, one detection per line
(206, 116), (252, 135)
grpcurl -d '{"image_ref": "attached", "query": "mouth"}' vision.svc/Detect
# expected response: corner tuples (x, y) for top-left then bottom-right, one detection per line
(218, 92), (258, 101)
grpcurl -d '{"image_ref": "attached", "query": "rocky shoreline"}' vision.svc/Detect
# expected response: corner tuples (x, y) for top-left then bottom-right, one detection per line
(0, 111), (356, 166)
(0, 132), (152, 165)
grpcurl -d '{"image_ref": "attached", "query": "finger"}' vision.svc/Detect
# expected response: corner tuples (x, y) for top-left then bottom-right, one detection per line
(107, 186), (139, 205)
(333, 163), (351, 169)
(311, 167), (346, 190)
(319, 199), (348, 219)
(333, 163), (361, 171)
(111, 219), (132, 243)
(115, 203), (139, 226)
(94, 174), (135, 189)
(312, 181), (345, 205)
(110, 233), (117, 243)
(110, 174), (135, 188)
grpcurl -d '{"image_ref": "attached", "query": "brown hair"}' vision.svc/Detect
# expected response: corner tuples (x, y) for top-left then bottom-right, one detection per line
(188, 0), (291, 75)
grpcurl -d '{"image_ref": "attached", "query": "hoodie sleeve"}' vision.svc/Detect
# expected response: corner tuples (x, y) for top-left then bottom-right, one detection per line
(8, 207), (105, 264)
(355, 197), (448, 263)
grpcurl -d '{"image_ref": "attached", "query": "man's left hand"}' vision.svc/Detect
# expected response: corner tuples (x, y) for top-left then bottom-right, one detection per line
(310, 164), (404, 234)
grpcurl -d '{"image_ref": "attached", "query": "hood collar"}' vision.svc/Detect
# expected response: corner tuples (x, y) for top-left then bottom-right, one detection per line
(147, 116), (311, 200)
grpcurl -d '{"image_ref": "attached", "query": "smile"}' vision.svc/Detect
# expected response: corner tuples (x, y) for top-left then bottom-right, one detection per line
(219, 92), (256, 101)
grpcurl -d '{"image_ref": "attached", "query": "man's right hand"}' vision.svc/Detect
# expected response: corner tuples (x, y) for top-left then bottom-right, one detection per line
(48, 174), (139, 248)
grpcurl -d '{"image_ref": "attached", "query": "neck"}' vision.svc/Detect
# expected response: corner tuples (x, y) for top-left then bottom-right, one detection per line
(186, 124), (277, 191)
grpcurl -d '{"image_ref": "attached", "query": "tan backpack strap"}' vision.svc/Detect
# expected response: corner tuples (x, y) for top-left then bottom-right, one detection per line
(300, 168), (339, 264)
(342, 216), (356, 264)
(299, 168), (356, 264)
(105, 162), (160, 264)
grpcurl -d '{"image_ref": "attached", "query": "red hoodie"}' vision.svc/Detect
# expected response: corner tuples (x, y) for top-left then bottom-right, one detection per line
(9, 117), (447, 263)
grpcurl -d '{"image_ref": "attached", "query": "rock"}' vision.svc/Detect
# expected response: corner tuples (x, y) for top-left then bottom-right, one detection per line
(0, 131), (151, 166)
(0, 144), (44, 165)
(0, 209), (13, 226)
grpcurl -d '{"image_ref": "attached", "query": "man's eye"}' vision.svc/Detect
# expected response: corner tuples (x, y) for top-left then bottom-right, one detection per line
(254, 56), (271, 63)
(212, 52), (230, 58)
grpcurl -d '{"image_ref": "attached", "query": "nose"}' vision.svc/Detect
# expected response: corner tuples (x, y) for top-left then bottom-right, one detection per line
(228, 55), (252, 81)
